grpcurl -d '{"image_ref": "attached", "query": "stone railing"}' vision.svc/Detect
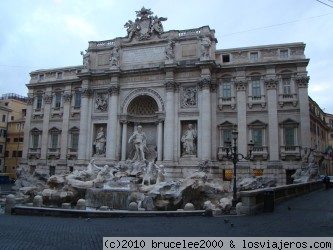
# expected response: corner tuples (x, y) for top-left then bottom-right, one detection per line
(280, 145), (301, 160)
(239, 181), (323, 215)
(89, 39), (116, 49)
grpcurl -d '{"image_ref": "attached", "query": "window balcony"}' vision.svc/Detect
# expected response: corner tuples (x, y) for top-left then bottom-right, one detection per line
(67, 148), (78, 160)
(218, 96), (236, 110)
(280, 145), (301, 160)
(248, 95), (266, 108)
(217, 146), (228, 160)
(251, 146), (268, 160)
(47, 148), (60, 159)
(28, 148), (41, 159)
(278, 93), (298, 107)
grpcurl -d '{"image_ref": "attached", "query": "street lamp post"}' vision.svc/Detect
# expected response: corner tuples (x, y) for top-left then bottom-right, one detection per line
(223, 130), (254, 207)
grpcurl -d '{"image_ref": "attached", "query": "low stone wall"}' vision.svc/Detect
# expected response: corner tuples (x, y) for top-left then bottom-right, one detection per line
(239, 181), (323, 215)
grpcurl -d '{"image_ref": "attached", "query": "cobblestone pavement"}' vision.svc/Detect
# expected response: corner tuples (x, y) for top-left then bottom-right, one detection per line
(0, 188), (332, 250)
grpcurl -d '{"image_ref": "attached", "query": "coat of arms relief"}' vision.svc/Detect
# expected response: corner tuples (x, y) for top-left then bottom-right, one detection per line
(124, 7), (167, 41)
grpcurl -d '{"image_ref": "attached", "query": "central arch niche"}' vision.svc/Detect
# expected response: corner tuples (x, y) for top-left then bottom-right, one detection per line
(126, 95), (159, 161)
(127, 95), (158, 117)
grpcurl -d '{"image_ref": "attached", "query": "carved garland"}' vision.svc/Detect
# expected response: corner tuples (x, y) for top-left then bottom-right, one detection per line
(108, 85), (120, 95)
(295, 76), (309, 88)
(264, 78), (278, 90)
(27, 97), (34, 106)
(82, 88), (93, 97)
(43, 94), (53, 104)
(62, 93), (72, 102)
(235, 80), (247, 91)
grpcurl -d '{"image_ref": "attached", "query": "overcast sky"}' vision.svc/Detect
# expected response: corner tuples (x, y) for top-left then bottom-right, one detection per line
(0, 0), (332, 112)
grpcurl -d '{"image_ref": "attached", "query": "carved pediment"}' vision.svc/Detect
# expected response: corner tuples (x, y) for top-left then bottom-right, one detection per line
(248, 120), (267, 128)
(218, 121), (236, 128)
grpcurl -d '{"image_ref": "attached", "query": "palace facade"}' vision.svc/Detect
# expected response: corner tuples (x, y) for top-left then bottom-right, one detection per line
(21, 8), (311, 185)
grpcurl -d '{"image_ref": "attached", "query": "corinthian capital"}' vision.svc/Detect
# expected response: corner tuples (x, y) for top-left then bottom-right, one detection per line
(164, 80), (177, 92)
(108, 85), (120, 95)
(82, 88), (93, 97)
(235, 80), (247, 91)
(198, 76), (212, 90)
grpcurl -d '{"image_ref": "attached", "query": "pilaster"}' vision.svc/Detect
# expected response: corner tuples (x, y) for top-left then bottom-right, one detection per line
(235, 79), (247, 156)
(265, 77), (279, 161)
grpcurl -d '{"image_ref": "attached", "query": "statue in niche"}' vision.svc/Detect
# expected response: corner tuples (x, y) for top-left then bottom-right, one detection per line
(200, 37), (211, 60)
(181, 87), (197, 108)
(128, 125), (147, 161)
(165, 40), (175, 61)
(110, 46), (120, 67)
(94, 127), (106, 155)
(80, 50), (90, 68)
(181, 124), (197, 156)
(95, 94), (107, 111)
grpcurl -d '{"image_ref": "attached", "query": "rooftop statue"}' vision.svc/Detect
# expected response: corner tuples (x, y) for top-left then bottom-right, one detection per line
(124, 7), (167, 41)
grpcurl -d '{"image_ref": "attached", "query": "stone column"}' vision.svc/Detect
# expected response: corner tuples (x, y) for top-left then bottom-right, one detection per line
(265, 78), (279, 161)
(78, 85), (92, 161)
(157, 120), (163, 161)
(198, 76), (212, 160)
(121, 121), (128, 161)
(163, 81), (175, 161)
(296, 76), (311, 148)
(22, 94), (34, 161)
(106, 85), (119, 161)
(40, 90), (52, 159)
(235, 80), (247, 156)
(60, 90), (72, 160)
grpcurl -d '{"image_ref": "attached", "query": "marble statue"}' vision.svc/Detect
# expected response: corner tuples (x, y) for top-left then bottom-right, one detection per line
(110, 46), (120, 67)
(94, 127), (106, 155)
(165, 40), (175, 61)
(128, 125), (147, 161)
(181, 124), (197, 155)
(200, 37), (211, 60)
(150, 15), (167, 35)
(80, 50), (90, 68)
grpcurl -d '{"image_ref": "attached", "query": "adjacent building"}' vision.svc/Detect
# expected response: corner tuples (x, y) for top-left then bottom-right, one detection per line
(0, 93), (27, 177)
(0, 104), (11, 172)
(21, 8), (313, 185)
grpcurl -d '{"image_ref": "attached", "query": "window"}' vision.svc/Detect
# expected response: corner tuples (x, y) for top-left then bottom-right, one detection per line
(250, 52), (259, 61)
(222, 54), (230, 63)
(17, 151), (22, 157)
(39, 74), (44, 81)
(54, 92), (62, 108)
(51, 133), (58, 149)
(19, 138), (23, 142)
(280, 49), (289, 59)
(284, 127), (295, 146)
(222, 83), (231, 99)
(74, 90), (81, 108)
(252, 129), (263, 146)
(331, 133), (333, 139)
(49, 166), (55, 176)
(12, 151), (17, 157)
(36, 94), (43, 109)
(223, 169), (233, 181)
(2, 115), (5, 122)
(32, 134), (39, 148)
(14, 138), (19, 142)
(11, 116), (14, 121)
(0, 145), (2, 153)
(5, 151), (9, 157)
(57, 72), (63, 79)
(6, 138), (10, 142)
(282, 78), (291, 94)
(22, 109), (26, 117)
(252, 169), (263, 177)
(252, 79), (261, 98)
(3, 130), (6, 138)
(222, 129), (232, 145)
(16, 123), (21, 130)
(71, 133), (79, 150)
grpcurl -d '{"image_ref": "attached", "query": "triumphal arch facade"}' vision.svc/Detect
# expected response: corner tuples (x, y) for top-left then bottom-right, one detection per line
(22, 8), (311, 184)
